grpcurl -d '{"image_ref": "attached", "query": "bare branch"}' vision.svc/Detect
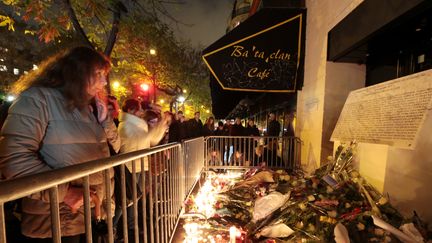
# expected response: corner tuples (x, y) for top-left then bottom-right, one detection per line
(104, 2), (124, 56)
(62, 0), (94, 49)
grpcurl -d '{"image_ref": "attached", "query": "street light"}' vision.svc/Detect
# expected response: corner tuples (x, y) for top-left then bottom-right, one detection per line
(178, 96), (186, 103)
(150, 48), (157, 56)
(112, 81), (120, 89)
(140, 83), (150, 91)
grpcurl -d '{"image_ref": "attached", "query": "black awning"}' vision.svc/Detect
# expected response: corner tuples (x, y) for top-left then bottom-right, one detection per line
(204, 7), (306, 118)
(203, 7), (306, 92)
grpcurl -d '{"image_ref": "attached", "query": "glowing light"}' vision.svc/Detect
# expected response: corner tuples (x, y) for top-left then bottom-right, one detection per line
(200, 105), (204, 108)
(183, 89), (187, 93)
(150, 48), (157, 56)
(32, 64), (38, 70)
(112, 81), (120, 89)
(185, 110), (191, 115)
(229, 226), (237, 243)
(159, 99), (165, 104)
(178, 96), (185, 103)
(206, 109), (210, 114)
(140, 83), (150, 91)
(182, 171), (244, 242)
(13, 68), (19, 75)
(6, 95), (15, 102)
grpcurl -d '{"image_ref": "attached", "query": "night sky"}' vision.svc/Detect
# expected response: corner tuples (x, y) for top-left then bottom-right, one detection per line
(163, 0), (234, 47)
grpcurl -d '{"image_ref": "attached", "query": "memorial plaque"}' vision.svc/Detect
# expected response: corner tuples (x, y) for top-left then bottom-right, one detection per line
(331, 71), (432, 149)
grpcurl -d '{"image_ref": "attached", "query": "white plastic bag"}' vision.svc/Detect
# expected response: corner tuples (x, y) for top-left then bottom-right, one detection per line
(258, 223), (294, 238)
(253, 191), (290, 222)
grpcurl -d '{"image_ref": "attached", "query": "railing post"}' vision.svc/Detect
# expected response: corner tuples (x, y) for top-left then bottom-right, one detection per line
(104, 170), (114, 243)
(49, 187), (61, 243)
(0, 203), (6, 243)
(83, 176), (93, 243)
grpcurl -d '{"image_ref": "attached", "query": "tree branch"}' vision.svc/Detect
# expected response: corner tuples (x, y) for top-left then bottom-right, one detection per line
(104, 2), (123, 57)
(62, 0), (94, 49)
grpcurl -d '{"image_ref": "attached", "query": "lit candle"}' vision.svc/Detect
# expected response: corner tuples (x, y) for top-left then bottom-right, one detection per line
(229, 226), (237, 243)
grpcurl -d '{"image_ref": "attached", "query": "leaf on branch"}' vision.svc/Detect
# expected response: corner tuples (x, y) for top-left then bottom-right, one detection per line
(38, 25), (60, 43)
(24, 29), (36, 35)
(3, 0), (20, 5)
(0, 15), (15, 31)
(57, 14), (71, 30)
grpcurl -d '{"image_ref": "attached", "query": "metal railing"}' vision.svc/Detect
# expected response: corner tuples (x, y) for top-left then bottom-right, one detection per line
(0, 136), (299, 243)
(0, 140), (203, 243)
(204, 136), (301, 170)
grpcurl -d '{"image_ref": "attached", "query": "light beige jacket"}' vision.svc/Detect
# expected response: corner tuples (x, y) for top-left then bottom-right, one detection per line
(118, 111), (166, 173)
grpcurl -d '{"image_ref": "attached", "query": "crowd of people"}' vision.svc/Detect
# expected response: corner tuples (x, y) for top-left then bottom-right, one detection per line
(0, 46), (294, 242)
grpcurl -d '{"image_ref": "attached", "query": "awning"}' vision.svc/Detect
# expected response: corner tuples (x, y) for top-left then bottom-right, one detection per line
(203, 7), (306, 92)
(203, 7), (306, 118)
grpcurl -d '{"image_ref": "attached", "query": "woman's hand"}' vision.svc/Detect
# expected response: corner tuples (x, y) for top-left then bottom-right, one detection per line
(64, 186), (100, 215)
(64, 186), (84, 213)
(94, 97), (108, 123)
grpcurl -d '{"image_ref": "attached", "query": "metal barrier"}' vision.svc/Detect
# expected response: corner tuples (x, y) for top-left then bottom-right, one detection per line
(0, 136), (297, 243)
(182, 137), (205, 199)
(0, 141), (195, 243)
(204, 136), (301, 170)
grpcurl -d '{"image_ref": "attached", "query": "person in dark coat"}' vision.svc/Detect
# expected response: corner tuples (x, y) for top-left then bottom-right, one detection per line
(213, 121), (227, 163)
(214, 121), (226, 136)
(229, 117), (244, 136)
(245, 118), (260, 136)
(267, 112), (281, 137)
(168, 111), (185, 143)
(202, 116), (215, 137)
(229, 117), (245, 158)
(244, 118), (260, 162)
(186, 111), (203, 138)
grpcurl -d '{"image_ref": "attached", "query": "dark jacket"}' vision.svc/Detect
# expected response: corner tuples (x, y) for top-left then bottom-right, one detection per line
(168, 120), (186, 143)
(214, 127), (226, 136)
(230, 124), (244, 136)
(202, 125), (215, 137)
(187, 118), (203, 138)
(267, 120), (281, 137)
(245, 125), (260, 136)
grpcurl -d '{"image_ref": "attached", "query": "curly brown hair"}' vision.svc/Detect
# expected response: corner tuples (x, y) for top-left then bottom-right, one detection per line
(12, 46), (111, 110)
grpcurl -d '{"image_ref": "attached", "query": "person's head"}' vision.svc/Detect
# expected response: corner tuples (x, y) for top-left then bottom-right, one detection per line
(206, 117), (214, 125)
(12, 46), (111, 110)
(141, 100), (151, 111)
(217, 121), (224, 129)
(269, 113), (276, 121)
(194, 111), (200, 120)
(235, 117), (242, 125)
(248, 118), (254, 127)
(143, 110), (160, 128)
(176, 110), (184, 120)
(122, 98), (144, 117)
